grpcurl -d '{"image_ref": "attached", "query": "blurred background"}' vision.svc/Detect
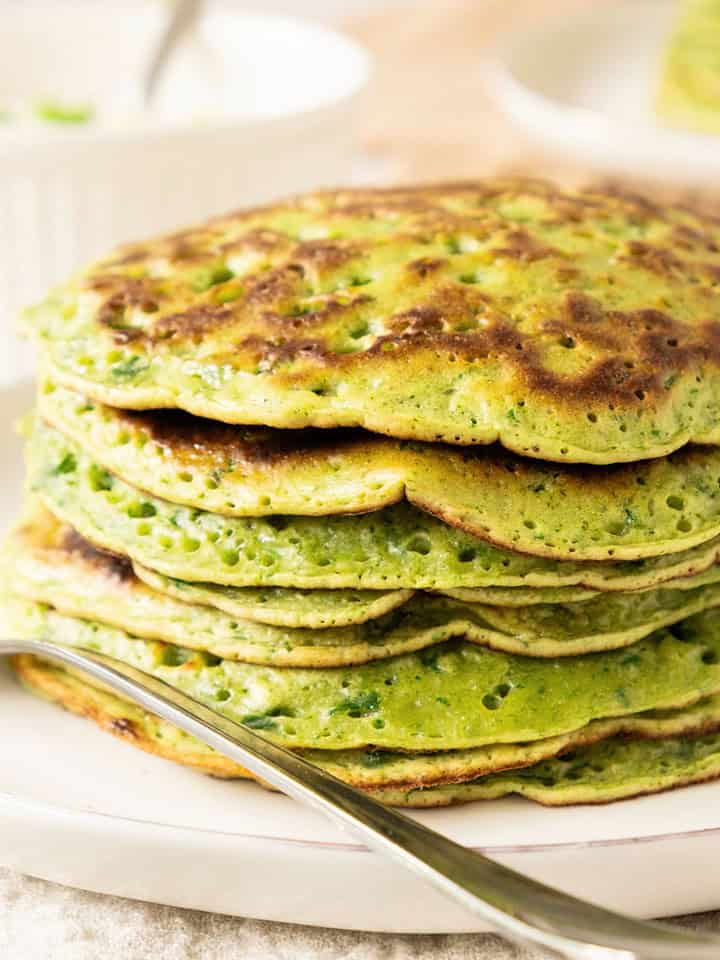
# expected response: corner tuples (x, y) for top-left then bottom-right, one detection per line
(1, 0), (715, 382)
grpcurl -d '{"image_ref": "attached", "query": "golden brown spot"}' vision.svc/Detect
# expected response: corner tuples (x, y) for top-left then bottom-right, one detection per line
(406, 257), (448, 278)
(491, 228), (563, 263)
(104, 246), (150, 267)
(59, 527), (134, 581)
(147, 304), (235, 345)
(220, 227), (291, 255)
(245, 264), (306, 308)
(91, 276), (166, 342)
(388, 306), (445, 336)
(241, 334), (329, 372)
(671, 223), (719, 253)
(109, 717), (138, 738)
(556, 266), (581, 283)
(293, 240), (361, 272)
(621, 241), (685, 276)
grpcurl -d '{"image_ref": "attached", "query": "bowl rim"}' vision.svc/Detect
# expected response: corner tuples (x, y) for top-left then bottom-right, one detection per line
(480, 0), (720, 182)
(0, 2), (372, 148)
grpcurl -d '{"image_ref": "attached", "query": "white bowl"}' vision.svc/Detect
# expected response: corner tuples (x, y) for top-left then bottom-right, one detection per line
(0, 1), (371, 386)
(484, 0), (720, 187)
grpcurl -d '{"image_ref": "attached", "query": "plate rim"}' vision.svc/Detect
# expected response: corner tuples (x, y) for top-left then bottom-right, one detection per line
(4, 779), (720, 856)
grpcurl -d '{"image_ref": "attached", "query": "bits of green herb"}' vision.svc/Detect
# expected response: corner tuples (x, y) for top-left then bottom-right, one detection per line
(160, 645), (194, 667)
(360, 750), (396, 768)
(192, 265), (235, 292)
(329, 690), (380, 718)
(88, 463), (113, 492)
(110, 355), (149, 381)
(242, 714), (279, 731)
(33, 99), (94, 125)
(52, 452), (77, 475)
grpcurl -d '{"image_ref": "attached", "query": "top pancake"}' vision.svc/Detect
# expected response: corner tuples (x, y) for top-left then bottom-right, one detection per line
(25, 178), (720, 463)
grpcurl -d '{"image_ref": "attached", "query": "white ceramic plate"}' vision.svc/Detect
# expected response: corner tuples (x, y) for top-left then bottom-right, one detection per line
(485, 0), (720, 185)
(2, 379), (720, 932)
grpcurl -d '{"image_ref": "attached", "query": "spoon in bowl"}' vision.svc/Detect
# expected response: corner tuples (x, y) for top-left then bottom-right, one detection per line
(143, 0), (205, 106)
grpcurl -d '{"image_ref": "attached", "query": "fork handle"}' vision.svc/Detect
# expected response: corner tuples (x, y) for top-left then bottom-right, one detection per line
(4, 636), (720, 960)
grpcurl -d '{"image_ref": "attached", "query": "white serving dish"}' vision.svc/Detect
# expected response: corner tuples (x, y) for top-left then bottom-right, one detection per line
(485, 0), (720, 187)
(0, 2), (370, 387)
(1, 380), (719, 932)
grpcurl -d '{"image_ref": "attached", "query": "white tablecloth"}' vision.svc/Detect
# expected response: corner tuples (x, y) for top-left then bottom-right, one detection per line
(2, 868), (720, 960)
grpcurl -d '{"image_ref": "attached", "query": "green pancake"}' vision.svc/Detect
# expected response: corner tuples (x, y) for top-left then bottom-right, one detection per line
(7, 595), (720, 752)
(26, 180), (720, 464)
(29, 422), (720, 591)
(12, 497), (412, 630)
(138, 554), (720, 612)
(137, 565), (720, 610)
(11, 510), (720, 662)
(443, 585), (605, 604)
(143, 566), (592, 610)
(3, 514), (428, 667)
(447, 564), (720, 604)
(657, 0), (720, 134)
(40, 379), (720, 561)
(132, 565), (414, 628)
(13, 654), (720, 802)
(375, 730), (720, 807)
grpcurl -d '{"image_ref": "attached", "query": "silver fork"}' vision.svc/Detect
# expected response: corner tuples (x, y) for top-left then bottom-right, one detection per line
(3, 636), (720, 960)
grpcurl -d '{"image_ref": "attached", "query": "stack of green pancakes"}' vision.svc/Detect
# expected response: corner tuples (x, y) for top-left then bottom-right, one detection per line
(8, 178), (720, 807)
